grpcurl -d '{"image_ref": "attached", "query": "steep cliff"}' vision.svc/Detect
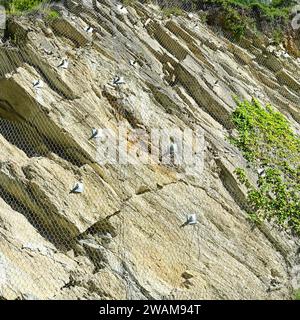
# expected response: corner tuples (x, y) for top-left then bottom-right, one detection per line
(0, 0), (300, 300)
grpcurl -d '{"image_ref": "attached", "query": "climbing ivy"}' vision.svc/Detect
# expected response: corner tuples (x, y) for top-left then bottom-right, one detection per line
(230, 99), (300, 233)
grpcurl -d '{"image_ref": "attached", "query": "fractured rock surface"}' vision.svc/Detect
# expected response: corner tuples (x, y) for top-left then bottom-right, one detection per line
(0, 0), (300, 299)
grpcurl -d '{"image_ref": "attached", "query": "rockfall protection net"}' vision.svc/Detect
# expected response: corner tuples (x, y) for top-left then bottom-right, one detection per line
(0, 0), (299, 300)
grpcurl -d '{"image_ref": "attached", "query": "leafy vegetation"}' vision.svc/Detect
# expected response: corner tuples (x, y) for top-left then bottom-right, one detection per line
(162, 6), (185, 17)
(272, 28), (284, 44)
(46, 8), (60, 20)
(202, 0), (295, 39)
(294, 289), (300, 300)
(0, 1), (296, 41)
(230, 99), (300, 233)
(156, 0), (296, 40)
(0, 0), (45, 13)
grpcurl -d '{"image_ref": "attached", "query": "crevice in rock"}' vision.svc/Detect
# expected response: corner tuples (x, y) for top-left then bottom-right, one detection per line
(19, 47), (77, 100)
(146, 83), (176, 115)
(0, 113), (87, 167)
(165, 21), (197, 46)
(5, 21), (77, 100)
(148, 21), (188, 62)
(0, 47), (23, 78)
(92, 0), (127, 36)
(41, 134), (86, 167)
(136, 185), (152, 195)
(50, 18), (90, 48)
(0, 186), (70, 249)
(255, 222), (295, 267)
(216, 159), (249, 212)
(102, 90), (141, 128)
(175, 64), (234, 129)
(78, 217), (117, 240)
(120, 260), (154, 300)
(0, 77), (93, 168)
(146, 81), (197, 128)
(0, 118), (47, 157)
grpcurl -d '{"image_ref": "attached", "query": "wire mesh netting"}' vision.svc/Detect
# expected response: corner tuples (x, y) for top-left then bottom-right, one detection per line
(0, 0), (300, 300)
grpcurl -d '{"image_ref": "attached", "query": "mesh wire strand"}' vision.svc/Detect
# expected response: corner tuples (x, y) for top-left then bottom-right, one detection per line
(0, 0), (299, 300)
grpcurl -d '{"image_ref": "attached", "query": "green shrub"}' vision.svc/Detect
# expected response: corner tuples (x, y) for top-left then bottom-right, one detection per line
(162, 6), (185, 17)
(198, 10), (208, 24)
(46, 9), (60, 20)
(222, 6), (247, 39)
(294, 289), (300, 300)
(230, 98), (300, 233)
(190, 0), (295, 41)
(272, 28), (283, 45)
(9, 0), (44, 12)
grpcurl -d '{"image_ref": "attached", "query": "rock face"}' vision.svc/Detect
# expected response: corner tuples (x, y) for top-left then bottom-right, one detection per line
(0, 0), (300, 300)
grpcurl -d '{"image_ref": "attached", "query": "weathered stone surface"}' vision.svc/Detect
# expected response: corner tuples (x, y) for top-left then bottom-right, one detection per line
(0, 0), (299, 300)
(0, 197), (75, 299)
